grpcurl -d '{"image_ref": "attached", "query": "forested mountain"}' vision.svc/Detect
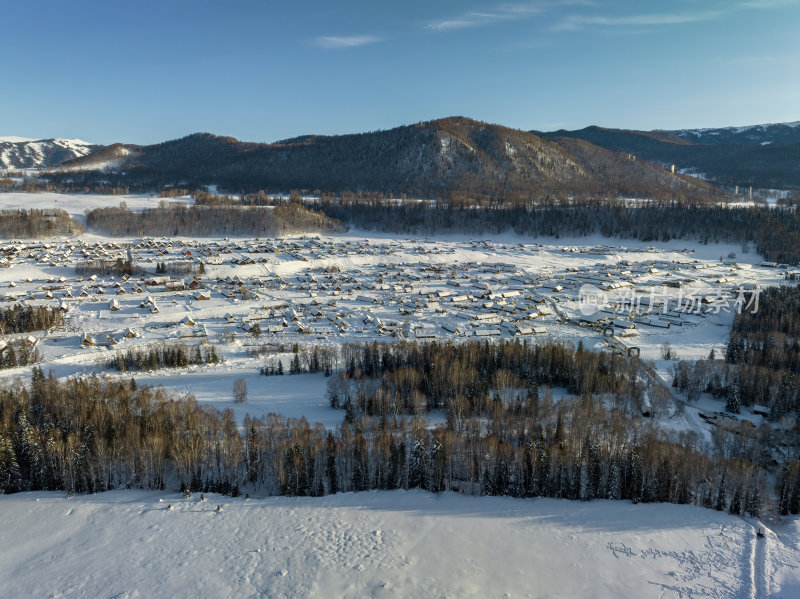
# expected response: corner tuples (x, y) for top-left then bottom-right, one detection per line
(16, 118), (799, 192)
(534, 123), (800, 189)
(59, 118), (721, 201)
(0, 137), (101, 170)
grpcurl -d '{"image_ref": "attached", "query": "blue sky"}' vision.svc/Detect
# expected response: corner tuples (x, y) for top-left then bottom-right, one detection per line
(3, 0), (798, 144)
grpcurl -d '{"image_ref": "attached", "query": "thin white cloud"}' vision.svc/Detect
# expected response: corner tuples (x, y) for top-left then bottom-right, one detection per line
(428, 12), (507, 31)
(554, 10), (725, 31)
(738, 0), (799, 8)
(313, 35), (382, 49)
(554, 0), (799, 32)
(728, 54), (781, 64)
(425, 2), (586, 31)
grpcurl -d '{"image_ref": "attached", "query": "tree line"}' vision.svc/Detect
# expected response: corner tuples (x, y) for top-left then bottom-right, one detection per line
(75, 258), (139, 277)
(672, 285), (800, 454)
(673, 357), (800, 419)
(0, 305), (64, 335)
(1, 339), (40, 370)
(0, 209), (83, 238)
(189, 190), (800, 265)
(731, 285), (800, 342)
(0, 367), (771, 517)
(259, 345), (339, 377)
(106, 343), (220, 372)
(306, 198), (800, 265)
(725, 286), (800, 418)
(189, 192), (800, 266)
(154, 260), (198, 276)
(326, 339), (644, 423)
(85, 203), (344, 237)
(777, 460), (800, 515)
(0, 176), (129, 196)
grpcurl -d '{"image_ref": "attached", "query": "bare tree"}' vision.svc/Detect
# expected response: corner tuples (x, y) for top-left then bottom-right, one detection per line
(491, 369), (517, 403)
(233, 378), (248, 403)
(649, 383), (672, 419)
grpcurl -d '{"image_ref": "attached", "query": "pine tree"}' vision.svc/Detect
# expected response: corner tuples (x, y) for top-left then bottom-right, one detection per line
(585, 443), (602, 501)
(326, 431), (338, 495)
(0, 433), (21, 492)
(344, 401), (356, 424)
(778, 462), (793, 515)
(3, 345), (17, 368)
(481, 464), (496, 496)
(607, 461), (621, 500)
(31, 365), (45, 385)
(290, 353), (302, 375)
(702, 487), (713, 509)
(626, 446), (643, 503)
(725, 377), (741, 414)
(16, 421), (45, 491)
(715, 475), (728, 511)
(409, 437), (426, 489)
(745, 486), (761, 518)
(730, 487), (742, 515)
(389, 439), (405, 490)
(527, 380), (539, 403)
(790, 480), (800, 515)
(493, 454), (510, 497)
(283, 444), (308, 496)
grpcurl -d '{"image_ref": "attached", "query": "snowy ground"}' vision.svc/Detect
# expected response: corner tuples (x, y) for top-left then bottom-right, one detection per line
(1, 490), (798, 599)
(0, 191), (191, 223)
(133, 369), (343, 428)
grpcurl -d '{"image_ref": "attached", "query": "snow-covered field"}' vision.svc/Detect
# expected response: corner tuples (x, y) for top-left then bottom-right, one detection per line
(1, 489), (798, 599)
(0, 191), (191, 223)
(134, 369), (343, 428)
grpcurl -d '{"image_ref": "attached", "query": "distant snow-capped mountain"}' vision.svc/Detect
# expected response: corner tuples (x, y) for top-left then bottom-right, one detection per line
(667, 121), (800, 145)
(0, 137), (102, 170)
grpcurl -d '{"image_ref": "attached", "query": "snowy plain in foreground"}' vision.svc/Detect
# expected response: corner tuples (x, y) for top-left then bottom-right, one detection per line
(1, 490), (799, 599)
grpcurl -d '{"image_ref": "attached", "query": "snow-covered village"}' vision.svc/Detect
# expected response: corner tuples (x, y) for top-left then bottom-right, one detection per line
(4, 1), (800, 595)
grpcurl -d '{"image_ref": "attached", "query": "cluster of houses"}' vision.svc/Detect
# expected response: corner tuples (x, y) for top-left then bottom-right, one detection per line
(0, 236), (790, 354)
